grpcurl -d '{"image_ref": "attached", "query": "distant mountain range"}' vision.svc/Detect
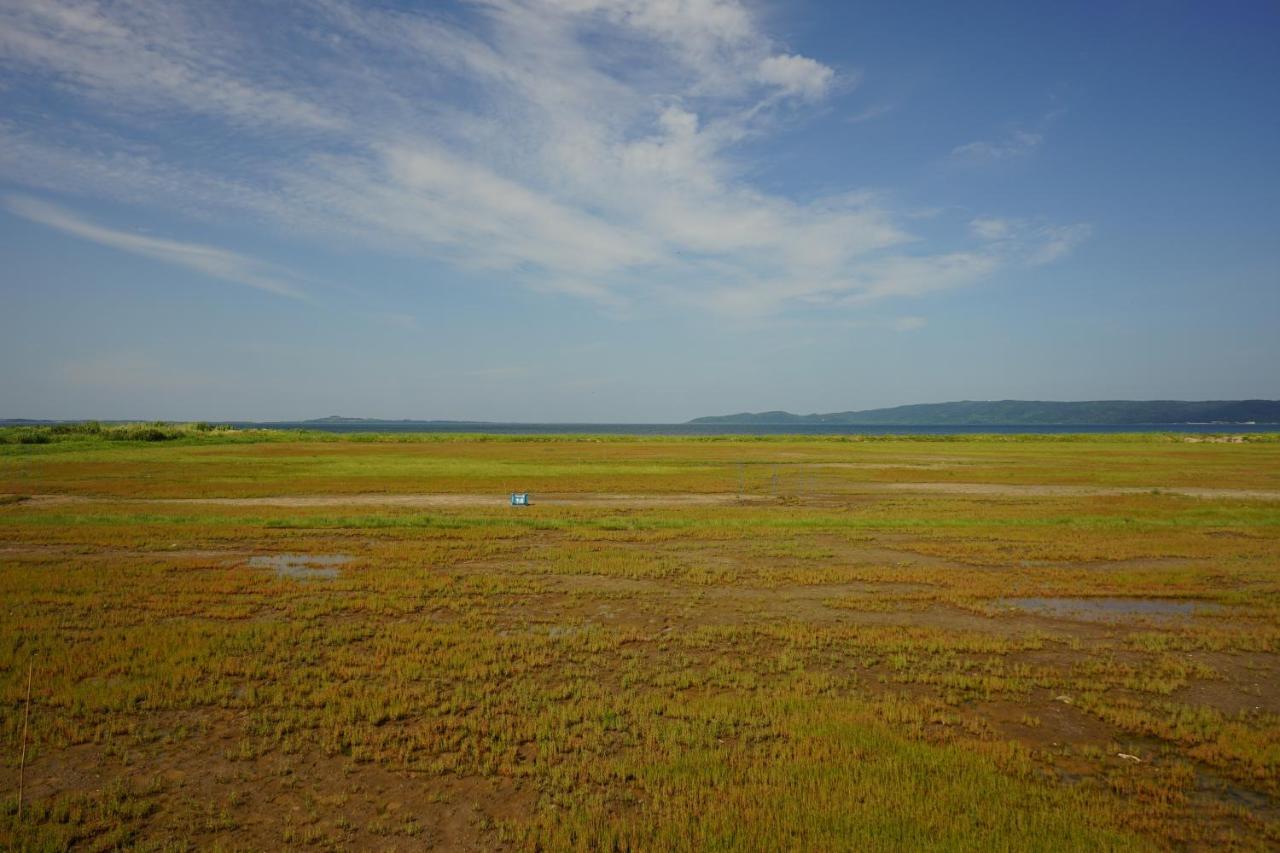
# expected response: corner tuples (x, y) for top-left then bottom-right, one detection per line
(688, 400), (1280, 426)
(5, 401), (1279, 429)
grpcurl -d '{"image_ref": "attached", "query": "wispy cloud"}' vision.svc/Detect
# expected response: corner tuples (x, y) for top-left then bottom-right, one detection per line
(889, 315), (927, 332)
(757, 54), (834, 100)
(0, 0), (1088, 317)
(846, 103), (893, 124)
(950, 109), (1067, 165)
(1028, 223), (1093, 265)
(967, 216), (1092, 265)
(970, 217), (1014, 240)
(951, 129), (1043, 163)
(5, 195), (304, 298)
(0, 0), (338, 130)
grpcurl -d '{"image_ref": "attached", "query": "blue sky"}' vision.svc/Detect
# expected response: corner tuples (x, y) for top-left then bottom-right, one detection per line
(1, 0), (1277, 421)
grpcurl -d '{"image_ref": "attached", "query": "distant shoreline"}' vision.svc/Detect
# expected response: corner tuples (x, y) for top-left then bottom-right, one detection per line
(5, 420), (1280, 437)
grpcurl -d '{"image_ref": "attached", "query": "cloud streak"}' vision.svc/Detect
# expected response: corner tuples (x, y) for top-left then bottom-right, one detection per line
(0, 0), (1088, 316)
(5, 195), (304, 298)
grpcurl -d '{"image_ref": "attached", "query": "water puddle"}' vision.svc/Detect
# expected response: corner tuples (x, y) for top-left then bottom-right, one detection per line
(250, 553), (352, 580)
(1001, 596), (1221, 622)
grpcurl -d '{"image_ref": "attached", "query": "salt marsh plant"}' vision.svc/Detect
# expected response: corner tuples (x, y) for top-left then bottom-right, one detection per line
(1, 431), (1278, 847)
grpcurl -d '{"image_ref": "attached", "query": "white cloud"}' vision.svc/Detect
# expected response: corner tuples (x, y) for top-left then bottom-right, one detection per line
(5, 195), (303, 298)
(970, 217), (1013, 240)
(0, 0), (1087, 317)
(966, 217), (1092, 266)
(845, 251), (1003, 304)
(952, 129), (1043, 163)
(758, 54), (834, 100)
(1029, 223), (1093, 265)
(890, 315), (927, 332)
(846, 103), (892, 124)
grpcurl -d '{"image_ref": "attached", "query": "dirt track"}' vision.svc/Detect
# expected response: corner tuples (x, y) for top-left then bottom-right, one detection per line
(10, 482), (1280, 508)
(14, 492), (771, 508)
(875, 483), (1280, 500)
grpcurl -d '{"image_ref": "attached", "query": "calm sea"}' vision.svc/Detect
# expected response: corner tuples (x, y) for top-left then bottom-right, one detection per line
(222, 422), (1280, 436)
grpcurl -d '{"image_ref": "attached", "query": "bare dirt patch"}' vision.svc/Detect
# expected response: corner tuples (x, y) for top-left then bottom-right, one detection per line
(9, 715), (531, 850)
(1000, 596), (1224, 623)
(248, 553), (352, 580)
(872, 483), (1280, 500)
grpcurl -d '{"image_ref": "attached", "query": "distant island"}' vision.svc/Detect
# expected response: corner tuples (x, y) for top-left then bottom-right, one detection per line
(688, 400), (1280, 426)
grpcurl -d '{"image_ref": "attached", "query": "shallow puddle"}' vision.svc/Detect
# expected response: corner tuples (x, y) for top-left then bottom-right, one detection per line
(1001, 596), (1221, 622)
(250, 553), (352, 580)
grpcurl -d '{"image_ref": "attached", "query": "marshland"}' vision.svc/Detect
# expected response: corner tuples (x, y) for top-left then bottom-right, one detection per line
(1, 426), (1279, 849)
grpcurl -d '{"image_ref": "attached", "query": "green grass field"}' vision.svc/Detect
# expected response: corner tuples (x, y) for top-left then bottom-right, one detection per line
(2, 428), (1279, 849)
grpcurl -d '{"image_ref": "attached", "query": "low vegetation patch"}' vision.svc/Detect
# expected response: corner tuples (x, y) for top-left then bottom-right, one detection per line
(1, 434), (1277, 847)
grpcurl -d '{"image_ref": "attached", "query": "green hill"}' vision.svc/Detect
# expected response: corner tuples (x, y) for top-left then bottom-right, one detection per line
(689, 400), (1280, 426)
